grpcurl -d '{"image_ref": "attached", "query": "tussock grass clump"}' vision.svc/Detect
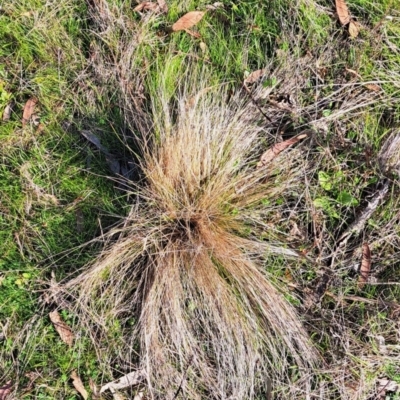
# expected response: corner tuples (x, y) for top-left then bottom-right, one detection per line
(62, 89), (317, 398)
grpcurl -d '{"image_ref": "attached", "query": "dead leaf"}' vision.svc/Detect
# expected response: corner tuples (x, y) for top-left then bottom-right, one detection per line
(133, 2), (159, 12)
(49, 310), (74, 346)
(348, 20), (359, 38)
(71, 371), (88, 400)
(0, 381), (12, 400)
(100, 370), (144, 394)
(257, 134), (308, 167)
(172, 11), (206, 32)
(2, 102), (13, 121)
(157, 0), (168, 13)
(22, 97), (38, 126)
(345, 68), (362, 79)
(184, 29), (202, 38)
(365, 83), (381, 92)
(358, 243), (371, 288)
(377, 377), (399, 399)
(335, 0), (350, 25)
(244, 69), (266, 85)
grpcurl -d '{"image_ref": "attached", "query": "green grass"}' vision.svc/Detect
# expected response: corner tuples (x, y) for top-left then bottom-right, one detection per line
(0, 0), (400, 398)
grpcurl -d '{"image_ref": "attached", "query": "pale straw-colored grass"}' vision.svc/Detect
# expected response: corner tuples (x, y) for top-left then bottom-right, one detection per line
(62, 87), (318, 398)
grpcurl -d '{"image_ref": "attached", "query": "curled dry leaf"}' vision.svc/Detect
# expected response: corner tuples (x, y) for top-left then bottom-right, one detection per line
(348, 20), (360, 38)
(358, 243), (371, 288)
(133, 2), (159, 12)
(244, 68), (266, 85)
(22, 97), (38, 126)
(335, 0), (350, 25)
(71, 371), (88, 400)
(172, 11), (206, 32)
(0, 381), (12, 400)
(100, 370), (144, 394)
(49, 310), (74, 346)
(257, 134), (308, 167)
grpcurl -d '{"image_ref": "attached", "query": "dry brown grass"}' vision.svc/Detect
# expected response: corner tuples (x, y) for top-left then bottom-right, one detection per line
(60, 86), (319, 398)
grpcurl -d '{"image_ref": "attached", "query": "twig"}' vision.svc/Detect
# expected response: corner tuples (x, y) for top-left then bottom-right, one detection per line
(242, 84), (272, 123)
(172, 356), (193, 400)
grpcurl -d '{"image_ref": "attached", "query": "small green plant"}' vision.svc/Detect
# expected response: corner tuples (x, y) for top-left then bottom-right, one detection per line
(314, 170), (359, 218)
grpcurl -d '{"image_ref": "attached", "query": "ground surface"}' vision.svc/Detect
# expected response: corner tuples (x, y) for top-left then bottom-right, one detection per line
(0, 0), (400, 399)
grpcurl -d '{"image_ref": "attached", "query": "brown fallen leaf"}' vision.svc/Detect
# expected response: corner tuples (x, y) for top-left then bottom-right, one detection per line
(365, 83), (381, 92)
(172, 11), (206, 32)
(157, 0), (168, 13)
(133, 2), (159, 12)
(244, 68), (266, 85)
(348, 20), (359, 38)
(71, 371), (88, 400)
(358, 243), (371, 288)
(49, 310), (74, 346)
(22, 97), (38, 126)
(335, 0), (350, 25)
(0, 381), (12, 400)
(257, 134), (308, 167)
(345, 68), (362, 79)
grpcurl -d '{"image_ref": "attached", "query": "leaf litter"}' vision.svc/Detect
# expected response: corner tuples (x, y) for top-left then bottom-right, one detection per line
(100, 370), (145, 394)
(257, 134), (308, 167)
(0, 382), (12, 400)
(70, 371), (88, 400)
(171, 11), (206, 31)
(22, 98), (38, 126)
(133, 2), (160, 12)
(358, 243), (371, 288)
(49, 310), (74, 346)
(335, 0), (351, 25)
